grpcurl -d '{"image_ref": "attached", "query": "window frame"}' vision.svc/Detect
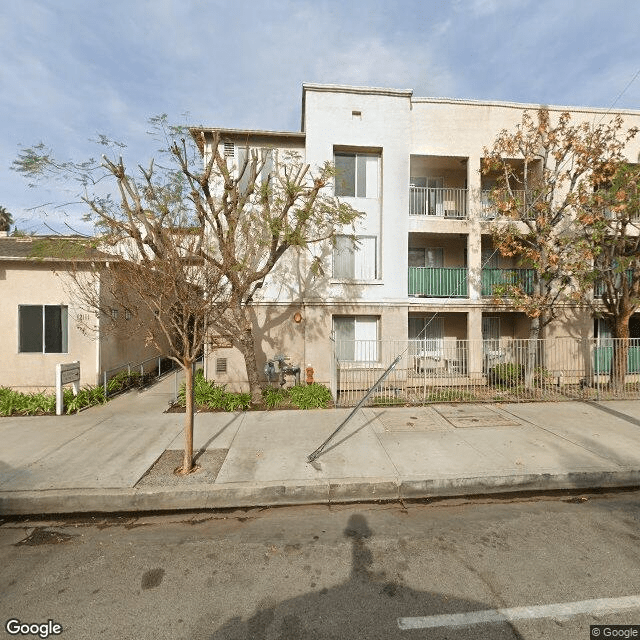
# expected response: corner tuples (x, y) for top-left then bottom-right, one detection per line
(332, 235), (378, 280)
(333, 315), (380, 363)
(18, 304), (69, 354)
(334, 151), (379, 198)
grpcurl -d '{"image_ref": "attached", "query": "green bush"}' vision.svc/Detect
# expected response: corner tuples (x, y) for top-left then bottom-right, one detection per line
(64, 386), (106, 414)
(106, 370), (143, 395)
(488, 363), (524, 387)
(288, 383), (332, 409)
(179, 371), (251, 411)
(262, 386), (289, 409)
(0, 385), (106, 416)
(223, 392), (252, 411)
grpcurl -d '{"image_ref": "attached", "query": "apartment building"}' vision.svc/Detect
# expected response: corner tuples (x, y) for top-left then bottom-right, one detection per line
(197, 84), (640, 397)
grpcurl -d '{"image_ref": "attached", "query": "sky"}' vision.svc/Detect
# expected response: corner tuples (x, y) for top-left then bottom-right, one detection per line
(2, 0), (640, 235)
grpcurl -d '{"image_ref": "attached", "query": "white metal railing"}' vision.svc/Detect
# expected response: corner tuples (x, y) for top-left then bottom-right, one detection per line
(333, 337), (640, 406)
(409, 187), (468, 219)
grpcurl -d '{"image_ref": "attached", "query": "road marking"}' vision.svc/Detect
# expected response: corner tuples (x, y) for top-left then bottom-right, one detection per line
(398, 594), (640, 630)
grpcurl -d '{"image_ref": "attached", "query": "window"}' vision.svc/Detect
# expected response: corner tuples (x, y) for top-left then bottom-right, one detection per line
(19, 305), (68, 353)
(409, 315), (443, 357)
(335, 152), (378, 198)
(333, 316), (379, 361)
(333, 235), (377, 279)
(408, 247), (444, 268)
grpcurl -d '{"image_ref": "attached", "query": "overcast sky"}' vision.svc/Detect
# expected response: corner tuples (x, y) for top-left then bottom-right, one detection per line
(2, 0), (639, 235)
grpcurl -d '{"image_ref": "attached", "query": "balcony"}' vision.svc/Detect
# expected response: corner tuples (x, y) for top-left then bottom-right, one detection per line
(481, 269), (535, 296)
(594, 270), (634, 298)
(408, 267), (468, 298)
(409, 187), (468, 219)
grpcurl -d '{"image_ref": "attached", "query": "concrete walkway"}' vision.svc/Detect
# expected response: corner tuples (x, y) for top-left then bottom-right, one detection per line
(2, 376), (640, 515)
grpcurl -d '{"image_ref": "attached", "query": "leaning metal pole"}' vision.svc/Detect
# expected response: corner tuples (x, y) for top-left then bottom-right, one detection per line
(306, 353), (404, 463)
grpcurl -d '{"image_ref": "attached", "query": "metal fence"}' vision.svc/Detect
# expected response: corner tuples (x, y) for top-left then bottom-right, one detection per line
(171, 356), (205, 404)
(101, 355), (176, 398)
(334, 337), (640, 407)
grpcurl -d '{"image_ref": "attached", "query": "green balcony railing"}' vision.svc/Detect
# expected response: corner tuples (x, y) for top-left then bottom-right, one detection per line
(481, 268), (534, 297)
(408, 267), (468, 297)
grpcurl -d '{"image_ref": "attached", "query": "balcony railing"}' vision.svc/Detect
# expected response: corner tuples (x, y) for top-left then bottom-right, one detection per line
(409, 187), (468, 219)
(481, 268), (535, 296)
(408, 267), (468, 297)
(594, 270), (634, 298)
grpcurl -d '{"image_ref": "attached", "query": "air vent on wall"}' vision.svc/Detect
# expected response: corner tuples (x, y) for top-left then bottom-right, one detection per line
(223, 142), (235, 157)
(216, 357), (228, 373)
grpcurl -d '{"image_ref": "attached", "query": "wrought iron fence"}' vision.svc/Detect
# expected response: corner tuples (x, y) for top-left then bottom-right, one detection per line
(334, 337), (640, 407)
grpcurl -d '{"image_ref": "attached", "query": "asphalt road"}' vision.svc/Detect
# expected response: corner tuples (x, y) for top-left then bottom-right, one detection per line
(1, 491), (640, 639)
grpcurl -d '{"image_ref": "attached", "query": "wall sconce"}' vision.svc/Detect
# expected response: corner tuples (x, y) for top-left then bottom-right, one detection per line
(293, 312), (303, 323)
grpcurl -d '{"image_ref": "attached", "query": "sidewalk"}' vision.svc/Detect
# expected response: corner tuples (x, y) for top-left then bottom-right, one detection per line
(2, 376), (640, 515)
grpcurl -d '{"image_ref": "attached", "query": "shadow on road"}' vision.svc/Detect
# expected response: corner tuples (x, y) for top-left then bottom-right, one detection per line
(201, 513), (522, 640)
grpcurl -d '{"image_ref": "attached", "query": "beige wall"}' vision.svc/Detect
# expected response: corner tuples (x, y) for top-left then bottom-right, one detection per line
(205, 302), (407, 392)
(0, 261), (164, 391)
(0, 262), (99, 390)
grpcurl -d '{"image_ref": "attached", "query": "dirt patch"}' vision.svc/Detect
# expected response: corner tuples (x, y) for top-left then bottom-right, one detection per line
(135, 449), (229, 488)
(15, 528), (80, 546)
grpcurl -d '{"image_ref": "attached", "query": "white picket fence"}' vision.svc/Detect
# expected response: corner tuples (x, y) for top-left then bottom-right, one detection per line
(332, 337), (640, 406)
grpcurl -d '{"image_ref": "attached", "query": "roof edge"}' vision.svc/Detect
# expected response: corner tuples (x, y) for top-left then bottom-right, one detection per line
(302, 83), (414, 99)
(411, 96), (640, 116)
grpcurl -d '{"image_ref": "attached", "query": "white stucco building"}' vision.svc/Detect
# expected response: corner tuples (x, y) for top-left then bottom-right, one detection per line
(196, 84), (640, 399)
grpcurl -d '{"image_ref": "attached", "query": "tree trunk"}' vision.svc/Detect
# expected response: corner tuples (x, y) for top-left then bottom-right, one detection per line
(611, 316), (631, 393)
(525, 315), (541, 389)
(237, 325), (263, 406)
(179, 362), (195, 474)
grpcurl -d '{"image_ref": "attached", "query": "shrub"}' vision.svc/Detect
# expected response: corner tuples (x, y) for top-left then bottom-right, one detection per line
(0, 385), (106, 416)
(64, 386), (106, 414)
(288, 383), (332, 409)
(262, 386), (289, 409)
(178, 371), (251, 411)
(488, 363), (524, 387)
(223, 392), (252, 411)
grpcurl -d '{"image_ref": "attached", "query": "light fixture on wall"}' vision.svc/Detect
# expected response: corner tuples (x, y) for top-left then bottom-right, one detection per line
(293, 312), (302, 323)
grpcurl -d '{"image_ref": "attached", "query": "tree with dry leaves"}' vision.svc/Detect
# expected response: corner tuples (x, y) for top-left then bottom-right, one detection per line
(483, 108), (637, 385)
(574, 163), (640, 390)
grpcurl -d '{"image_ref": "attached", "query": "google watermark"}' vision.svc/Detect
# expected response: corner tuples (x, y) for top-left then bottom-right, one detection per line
(591, 626), (640, 638)
(5, 619), (63, 638)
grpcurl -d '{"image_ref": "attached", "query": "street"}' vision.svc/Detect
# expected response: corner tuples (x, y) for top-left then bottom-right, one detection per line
(1, 490), (640, 639)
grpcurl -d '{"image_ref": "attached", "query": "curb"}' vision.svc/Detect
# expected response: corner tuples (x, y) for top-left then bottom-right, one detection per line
(2, 470), (640, 516)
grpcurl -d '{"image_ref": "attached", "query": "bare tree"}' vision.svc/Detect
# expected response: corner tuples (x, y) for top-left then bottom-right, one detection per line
(13, 117), (362, 412)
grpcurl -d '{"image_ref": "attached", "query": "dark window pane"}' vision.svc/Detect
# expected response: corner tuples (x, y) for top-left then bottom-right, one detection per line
(44, 305), (63, 353)
(19, 306), (43, 353)
(356, 154), (367, 197)
(335, 154), (355, 197)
